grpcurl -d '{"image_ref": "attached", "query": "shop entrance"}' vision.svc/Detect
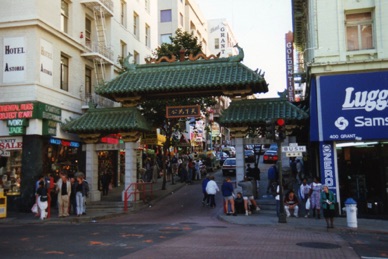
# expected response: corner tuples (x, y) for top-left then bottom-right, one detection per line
(337, 143), (388, 218)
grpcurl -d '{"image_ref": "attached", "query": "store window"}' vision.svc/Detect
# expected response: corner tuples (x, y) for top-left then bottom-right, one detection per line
(346, 12), (374, 51)
(0, 137), (23, 196)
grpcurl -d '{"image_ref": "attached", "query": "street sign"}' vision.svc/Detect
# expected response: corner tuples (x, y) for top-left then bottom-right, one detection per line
(286, 152), (303, 157)
(282, 145), (306, 152)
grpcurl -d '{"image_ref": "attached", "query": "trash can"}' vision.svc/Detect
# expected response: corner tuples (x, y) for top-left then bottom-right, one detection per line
(0, 190), (7, 218)
(345, 198), (357, 228)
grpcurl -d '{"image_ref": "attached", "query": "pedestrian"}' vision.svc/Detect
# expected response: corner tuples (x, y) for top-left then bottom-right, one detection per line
(321, 185), (336, 228)
(298, 178), (311, 217)
(246, 164), (260, 198)
(194, 160), (201, 180)
(309, 177), (322, 219)
(101, 171), (112, 196)
(36, 181), (48, 220)
(234, 192), (245, 214)
(152, 159), (160, 183)
(296, 159), (303, 183)
(238, 176), (260, 215)
(266, 164), (278, 195)
(205, 176), (219, 208)
(56, 172), (71, 217)
(74, 176), (89, 217)
(70, 177), (77, 215)
(201, 175), (210, 206)
(221, 177), (236, 216)
(284, 190), (299, 217)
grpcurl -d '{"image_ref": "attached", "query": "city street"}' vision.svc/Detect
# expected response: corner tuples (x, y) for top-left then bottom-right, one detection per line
(3, 156), (388, 258)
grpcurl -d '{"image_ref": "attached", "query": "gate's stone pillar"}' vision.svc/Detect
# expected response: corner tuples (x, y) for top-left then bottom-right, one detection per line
(229, 127), (248, 185)
(85, 143), (101, 201)
(121, 131), (141, 201)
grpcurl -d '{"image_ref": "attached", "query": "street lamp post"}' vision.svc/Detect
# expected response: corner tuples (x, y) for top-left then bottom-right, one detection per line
(277, 139), (287, 223)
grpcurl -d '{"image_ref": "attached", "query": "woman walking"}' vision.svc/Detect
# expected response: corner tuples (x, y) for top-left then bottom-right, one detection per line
(321, 185), (336, 228)
(309, 177), (322, 219)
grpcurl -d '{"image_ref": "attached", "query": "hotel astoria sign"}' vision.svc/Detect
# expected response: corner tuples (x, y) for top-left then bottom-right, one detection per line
(3, 37), (26, 83)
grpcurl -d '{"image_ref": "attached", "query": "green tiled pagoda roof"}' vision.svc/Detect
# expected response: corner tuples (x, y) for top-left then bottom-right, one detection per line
(61, 106), (152, 134)
(219, 98), (309, 126)
(96, 58), (268, 102)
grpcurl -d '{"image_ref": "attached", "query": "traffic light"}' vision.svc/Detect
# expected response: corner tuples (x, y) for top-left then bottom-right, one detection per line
(275, 118), (286, 141)
(265, 120), (275, 140)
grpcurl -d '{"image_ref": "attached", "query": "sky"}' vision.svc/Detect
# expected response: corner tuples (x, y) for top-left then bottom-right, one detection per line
(195, 0), (293, 98)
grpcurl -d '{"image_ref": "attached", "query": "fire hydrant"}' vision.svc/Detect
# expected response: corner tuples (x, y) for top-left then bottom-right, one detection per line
(344, 198), (357, 228)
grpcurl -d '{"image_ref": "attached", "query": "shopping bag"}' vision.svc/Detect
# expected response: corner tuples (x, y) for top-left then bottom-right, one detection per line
(31, 203), (38, 214)
(305, 198), (311, 210)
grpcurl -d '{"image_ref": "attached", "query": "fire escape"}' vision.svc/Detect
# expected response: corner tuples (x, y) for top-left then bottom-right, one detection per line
(80, 0), (115, 108)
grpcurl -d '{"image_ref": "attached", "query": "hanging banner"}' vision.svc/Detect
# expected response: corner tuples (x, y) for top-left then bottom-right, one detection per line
(285, 32), (294, 102)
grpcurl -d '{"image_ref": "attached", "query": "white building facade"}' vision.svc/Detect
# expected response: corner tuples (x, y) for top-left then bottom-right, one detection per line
(293, 0), (388, 217)
(0, 0), (157, 211)
(207, 19), (238, 58)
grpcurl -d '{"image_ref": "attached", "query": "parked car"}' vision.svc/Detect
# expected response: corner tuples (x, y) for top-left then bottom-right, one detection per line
(216, 151), (229, 166)
(222, 158), (236, 176)
(244, 149), (256, 163)
(263, 149), (278, 164)
(222, 146), (236, 157)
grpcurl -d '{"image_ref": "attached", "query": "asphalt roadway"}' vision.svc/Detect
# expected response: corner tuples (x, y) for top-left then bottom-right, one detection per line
(1, 167), (388, 258)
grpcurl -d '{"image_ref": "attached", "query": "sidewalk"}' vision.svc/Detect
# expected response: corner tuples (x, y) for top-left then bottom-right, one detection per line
(0, 178), (186, 225)
(1, 175), (388, 235)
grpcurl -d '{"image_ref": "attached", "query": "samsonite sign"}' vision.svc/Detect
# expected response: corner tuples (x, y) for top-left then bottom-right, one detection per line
(316, 71), (388, 141)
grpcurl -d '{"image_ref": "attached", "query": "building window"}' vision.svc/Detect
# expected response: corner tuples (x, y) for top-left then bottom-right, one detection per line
(145, 24), (150, 47)
(61, 0), (69, 33)
(160, 9), (172, 23)
(121, 1), (127, 27)
(85, 17), (92, 48)
(346, 12), (374, 51)
(60, 55), (69, 91)
(145, 0), (150, 13)
(85, 67), (92, 95)
(133, 12), (139, 38)
(121, 41), (127, 59)
(161, 34), (172, 44)
(215, 38), (220, 49)
(133, 51), (139, 64)
(180, 13), (184, 27)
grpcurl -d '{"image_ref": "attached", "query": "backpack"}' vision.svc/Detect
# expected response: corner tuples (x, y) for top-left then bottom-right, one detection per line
(40, 187), (48, 202)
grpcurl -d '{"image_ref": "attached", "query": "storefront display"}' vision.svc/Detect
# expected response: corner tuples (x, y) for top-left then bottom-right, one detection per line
(0, 137), (23, 196)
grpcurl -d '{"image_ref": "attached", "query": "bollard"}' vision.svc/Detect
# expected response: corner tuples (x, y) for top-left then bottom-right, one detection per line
(344, 198), (357, 228)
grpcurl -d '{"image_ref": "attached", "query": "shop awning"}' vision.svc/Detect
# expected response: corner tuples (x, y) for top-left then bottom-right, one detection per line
(219, 98), (309, 127)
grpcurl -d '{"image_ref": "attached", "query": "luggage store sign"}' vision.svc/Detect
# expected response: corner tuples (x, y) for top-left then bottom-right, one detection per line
(317, 71), (388, 141)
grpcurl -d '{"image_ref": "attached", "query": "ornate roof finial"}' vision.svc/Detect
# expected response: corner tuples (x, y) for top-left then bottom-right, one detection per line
(123, 52), (136, 70)
(229, 43), (244, 62)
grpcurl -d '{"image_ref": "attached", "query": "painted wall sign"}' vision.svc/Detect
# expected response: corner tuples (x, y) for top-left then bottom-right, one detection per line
(317, 71), (388, 141)
(3, 37), (26, 83)
(40, 39), (54, 87)
(0, 102), (61, 121)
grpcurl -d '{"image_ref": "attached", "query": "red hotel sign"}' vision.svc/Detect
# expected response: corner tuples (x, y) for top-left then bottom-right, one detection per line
(285, 32), (294, 102)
